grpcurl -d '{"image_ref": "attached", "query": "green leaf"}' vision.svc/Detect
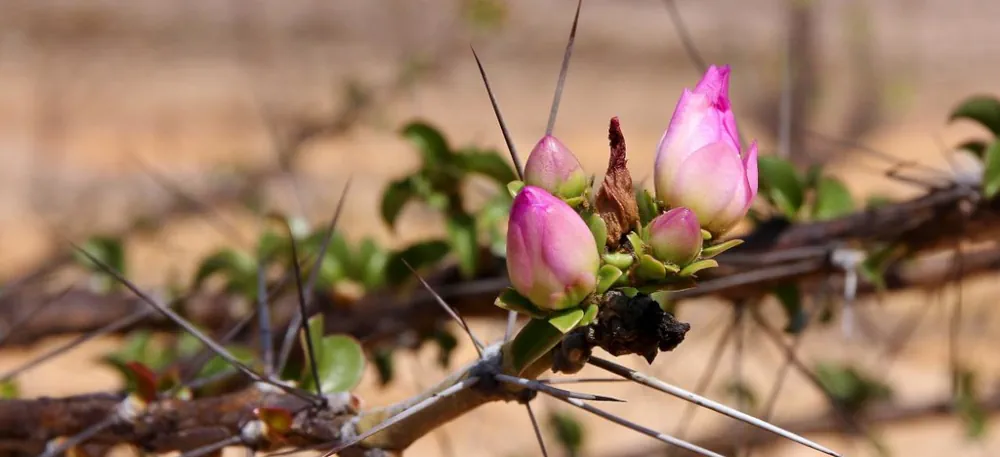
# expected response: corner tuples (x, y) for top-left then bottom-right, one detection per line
(815, 363), (892, 413)
(626, 232), (645, 258)
(494, 288), (548, 319)
(982, 141), (1000, 198)
(949, 95), (1000, 136)
(699, 239), (743, 259)
(679, 259), (718, 277)
(812, 176), (855, 221)
(596, 265), (623, 294)
(587, 213), (608, 254)
(301, 329), (366, 394)
(804, 164), (824, 190)
(636, 189), (659, 226)
(446, 213), (479, 278)
(637, 254), (667, 281)
(505, 318), (564, 375)
(954, 368), (987, 439)
(650, 290), (672, 313)
(197, 344), (256, 380)
(0, 380), (18, 399)
(454, 148), (517, 184)
(548, 411), (585, 457)
(385, 240), (452, 286)
(602, 252), (634, 270)
(579, 304), (599, 326)
(400, 121), (453, 166)
(372, 347), (395, 387)
(547, 307), (585, 334)
(381, 177), (417, 229)
(957, 140), (988, 158)
(192, 249), (256, 293)
(773, 283), (807, 334)
(758, 155), (805, 219)
(74, 236), (127, 292)
(507, 180), (525, 198)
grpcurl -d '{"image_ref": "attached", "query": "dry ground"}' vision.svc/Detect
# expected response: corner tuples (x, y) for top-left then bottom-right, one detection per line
(2, 1), (1000, 456)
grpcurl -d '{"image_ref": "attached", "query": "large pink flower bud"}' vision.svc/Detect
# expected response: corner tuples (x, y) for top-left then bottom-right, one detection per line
(654, 65), (758, 235)
(524, 135), (588, 198)
(506, 186), (599, 310)
(646, 207), (701, 265)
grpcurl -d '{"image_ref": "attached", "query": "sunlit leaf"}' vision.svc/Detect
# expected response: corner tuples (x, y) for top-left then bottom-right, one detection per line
(385, 240), (451, 286)
(74, 236), (127, 292)
(758, 156), (805, 219)
(300, 315), (366, 393)
(191, 249), (256, 294)
(381, 177), (417, 229)
(495, 288), (548, 319)
(812, 176), (855, 220)
(446, 213), (479, 278)
(400, 121), (453, 169)
(455, 148), (517, 184)
(547, 307), (585, 334)
(815, 362), (892, 413)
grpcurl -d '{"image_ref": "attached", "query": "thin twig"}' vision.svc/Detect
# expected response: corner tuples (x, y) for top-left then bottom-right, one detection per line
(404, 260), (484, 356)
(494, 373), (624, 402)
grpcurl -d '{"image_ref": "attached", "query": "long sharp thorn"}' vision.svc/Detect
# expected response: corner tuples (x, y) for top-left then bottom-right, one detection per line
(70, 243), (318, 403)
(179, 436), (244, 457)
(588, 356), (841, 457)
(277, 179), (351, 374)
(2, 308), (152, 382)
(279, 217), (325, 398)
(542, 391), (725, 457)
(403, 260), (484, 356)
(494, 373), (624, 402)
(470, 45), (523, 180)
(39, 414), (118, 457)
(525, 403), (550, 457)
(538, 377), (628, 385)
(545, 0), (583, 136)
(171, 310), (259, 397)
(320, 377), (481, 457)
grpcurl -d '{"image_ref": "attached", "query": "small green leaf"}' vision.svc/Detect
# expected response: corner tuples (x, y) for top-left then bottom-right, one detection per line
(596, 265), (623, 294)
(505, 318), (564, 375)
(773, 283), (807, 334)
(815, 363), (893, 413)
(381, 177), (417, 229)
(949, 95), (1000, 136)
(373, 347), (395, 386)
(579, 304), (599, 326)
(758, 155), (805, 219)
(507, 180), (525, 198)
(637, 255), (667, 280)
(563, 196), (586, 208)
(812, 176), (855, 221)
(446, 213), (479, 278)
(626, 232), (645, 257)
(547, 307), (585, 334)
(620, 287), (639, 298)
(303, 333), (366, 394)
(679, 259), (718, 277)
(636, 189), (659, 226)
(454, 148), (517, 184)
(699, 239), (743, 259)
(650, 290), (672, 313)
(495, 288), (548, 319)
(700, 229), (712, 241)
(548, 411), (585, 457)
(385, 240), (452, 286)
(982, 141), (1000, 198)
(192, 249), (256, 292)
(400, 121), (453, 166)
(587, 213), (608, 254)
(602, 252), (634, 270)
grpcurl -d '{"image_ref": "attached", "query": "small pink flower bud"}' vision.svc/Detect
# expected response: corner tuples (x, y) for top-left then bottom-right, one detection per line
(646, 207), (701, 265)
(506, 186), (599, 310)
(654, 64), (758, 235)
(524, 135), (588, 198)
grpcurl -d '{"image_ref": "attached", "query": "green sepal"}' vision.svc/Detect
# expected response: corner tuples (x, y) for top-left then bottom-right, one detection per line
(650, 290), (673, 313)
(620, 287), (639, 298)
(637, 254), (667, 280)
(626, 232), (645, 257)
(507, 180), (525, 198)
(548, 307), (586, 334)
(505, 318), (566, 375)
(700, 239), (744, 259)
(597, 265), (623, 294)
(587, 213), (608, 254)
(580, 303), (599, 326)
(601, 252), (634, 270)
(636, 189), (659, 226)
(679, 259), (719, 277)
(701, 229), (712, 240)
(662, 262), (680, 274)
(495, 288), (548, 319)
(557, 173), (590, 199)
(563, 196), (587, 208)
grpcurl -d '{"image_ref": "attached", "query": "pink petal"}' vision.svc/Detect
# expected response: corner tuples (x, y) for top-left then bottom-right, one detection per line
(668, 141), (743, 226)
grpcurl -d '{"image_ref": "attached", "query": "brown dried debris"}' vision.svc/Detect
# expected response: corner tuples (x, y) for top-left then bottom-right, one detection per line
(595, 117), (640, 249)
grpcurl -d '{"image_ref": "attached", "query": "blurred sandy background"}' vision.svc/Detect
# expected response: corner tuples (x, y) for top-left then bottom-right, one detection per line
(2, 0), (1000, 456)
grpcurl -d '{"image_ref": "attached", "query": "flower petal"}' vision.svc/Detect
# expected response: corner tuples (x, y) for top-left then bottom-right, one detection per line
(667, 141), (743, 226)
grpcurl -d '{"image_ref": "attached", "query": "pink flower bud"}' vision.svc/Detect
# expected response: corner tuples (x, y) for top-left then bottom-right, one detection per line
(646, 207), (701, 265)
(524, 135), (588, 198)
(654, 64), (758, 235)
(506, 186), (599, 310)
